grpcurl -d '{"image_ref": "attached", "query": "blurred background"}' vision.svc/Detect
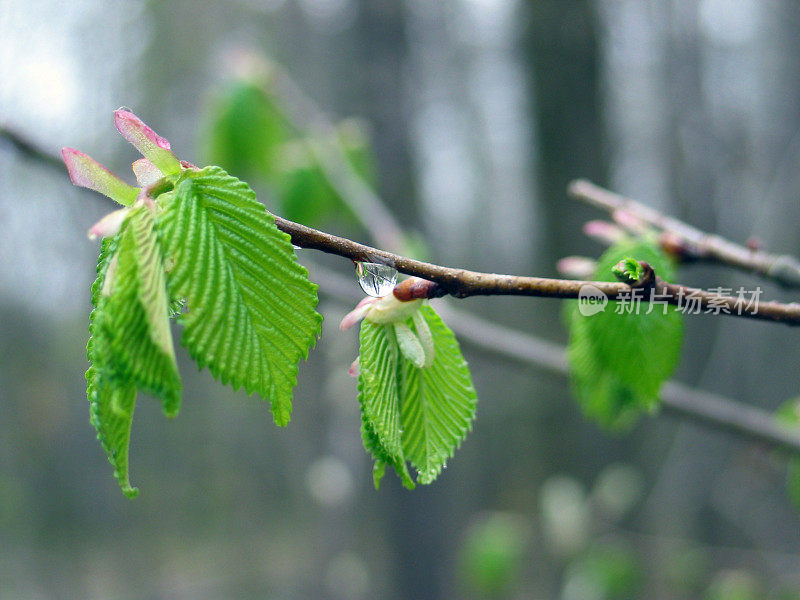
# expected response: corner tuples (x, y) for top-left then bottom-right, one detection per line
(3, 1), (800, 598)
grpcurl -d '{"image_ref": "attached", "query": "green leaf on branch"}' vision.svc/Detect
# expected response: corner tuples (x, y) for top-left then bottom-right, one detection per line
(205, 80), (293, 181)
(158, 166), (322, 425)
(567, 238), (683, 428)
(100, 207), (182, 415)
(400, 305), (478, 484)
(87, 207), (181, 496)
(611, 256), (645, 284)
(358, 320), (414, 489)
(358, 303), (478, 487)
(87, 237), (140, 498)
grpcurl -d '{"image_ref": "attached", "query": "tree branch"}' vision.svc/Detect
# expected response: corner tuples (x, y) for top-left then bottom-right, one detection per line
(568, 179), (800, 288)
(0, 125), (64, 171)
(275, 215), (800, 327)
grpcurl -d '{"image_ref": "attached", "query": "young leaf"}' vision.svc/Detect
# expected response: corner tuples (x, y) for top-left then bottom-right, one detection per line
(567, 238), (683, 428)
(568, 315), (648, 428)
(400, 305), (478, 484)
(87, 237), (140, 497)
(394, 321), (426, 368)
(357, 302), (478, 487)
(358, 320), (414, 489)
(99, 207), (182, 416)
(157, 166), (322, 425)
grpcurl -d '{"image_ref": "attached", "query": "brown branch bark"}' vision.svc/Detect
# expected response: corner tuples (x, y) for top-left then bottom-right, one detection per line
(275, 215), (800, 326)
(568, 178), (800, 288)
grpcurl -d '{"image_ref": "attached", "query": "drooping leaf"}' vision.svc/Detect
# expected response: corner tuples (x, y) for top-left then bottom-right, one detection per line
(400, 305), (478, 484)
(787, 458), (800, 512)
(157, 166), (322, 425)
(358, 320), (414, 489)
(357, 303), (478, 487)
(774, 399), (800, 512)
(99, 207), (181, 416)
(87, 236), (139, 497)
(567, 238), (683, 428)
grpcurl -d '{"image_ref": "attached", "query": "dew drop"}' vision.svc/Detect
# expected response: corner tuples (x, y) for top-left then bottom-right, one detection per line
(355, 262), (397, 297)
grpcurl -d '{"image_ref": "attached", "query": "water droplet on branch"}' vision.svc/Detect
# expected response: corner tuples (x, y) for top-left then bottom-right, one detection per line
(355, 262), (397, 297)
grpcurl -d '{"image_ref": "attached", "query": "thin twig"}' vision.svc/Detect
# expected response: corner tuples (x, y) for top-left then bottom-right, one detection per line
(568, 179), (800, 288)
(275, 215), (800, 326)
(0, 125), (64, 170)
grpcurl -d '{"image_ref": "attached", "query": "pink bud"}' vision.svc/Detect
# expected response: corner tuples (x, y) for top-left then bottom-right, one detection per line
(583, 220), (625, 245)
(557, 256), (597, 279)
(62, 148), (139, 206)
(340, 297), (377, 330)
(131, 158), (163, 187)
(348, 357), (360, 377)
(87, 207), (131, 241)
(114, 109), (181, 176)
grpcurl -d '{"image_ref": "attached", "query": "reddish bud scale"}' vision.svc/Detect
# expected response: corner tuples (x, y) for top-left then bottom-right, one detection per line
(393, 277), (439, 301)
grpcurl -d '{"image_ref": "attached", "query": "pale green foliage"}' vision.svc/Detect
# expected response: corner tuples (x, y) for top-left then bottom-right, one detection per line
(775, 399), (800, 511)
(611, 256), (645, 283)
(100, 207), (181, 415)
(359, 304), (478, 487)
(157, 166), (322, 425)
(86, 166), (322, 496)
(567, 238), (683, 428)
(88, 211), (182, 497)
(87, 238), (140, 498)
(401, 305), (478, 484)
(358, 321), (414, 489)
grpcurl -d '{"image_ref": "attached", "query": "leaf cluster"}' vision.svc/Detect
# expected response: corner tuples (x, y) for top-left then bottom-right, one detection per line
(567, 238), (684, 428)
(87, 166), (322, 496)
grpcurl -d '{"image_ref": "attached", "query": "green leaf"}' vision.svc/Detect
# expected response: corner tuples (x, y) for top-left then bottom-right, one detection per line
(611, 256), (645, 283)
(87, 208), (182, 496)
(358, 320), (414, 489)
(87, 237), (139, 497)
(100, 207), (181, 416)
(567, 238), (683, 428)
(394, 321), (426, 368)
(787, 458), (800, 512)
(357, 304), (478, 487)
(203, 79), (372, 227)
(157, 166), (322, 425)
(400, 305), (478, 484)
